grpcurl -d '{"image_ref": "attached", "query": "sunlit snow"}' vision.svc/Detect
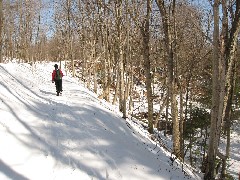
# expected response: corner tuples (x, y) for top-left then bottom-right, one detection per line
(0, 61), (238, 180)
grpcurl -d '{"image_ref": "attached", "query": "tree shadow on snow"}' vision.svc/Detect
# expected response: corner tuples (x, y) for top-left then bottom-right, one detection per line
(0, 160), (29, 180)
(0, 65), (183, 180)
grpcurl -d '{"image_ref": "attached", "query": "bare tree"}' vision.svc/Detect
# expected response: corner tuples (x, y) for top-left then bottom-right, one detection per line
(219, 0), (240, 177)
(204, 0), (240, 179)
(140, 0), (154, 133)
(155, 0), (180, 158)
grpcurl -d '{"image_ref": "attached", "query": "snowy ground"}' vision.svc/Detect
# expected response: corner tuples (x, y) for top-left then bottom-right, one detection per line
(222, 120), (240, 179)
(0, 62), (237, 180)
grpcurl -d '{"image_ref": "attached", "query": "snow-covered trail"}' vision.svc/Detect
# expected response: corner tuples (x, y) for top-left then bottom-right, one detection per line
(0, 62), (201, 180)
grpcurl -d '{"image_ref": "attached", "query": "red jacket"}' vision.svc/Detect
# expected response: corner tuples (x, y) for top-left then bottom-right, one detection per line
(52, 69), (63, 81)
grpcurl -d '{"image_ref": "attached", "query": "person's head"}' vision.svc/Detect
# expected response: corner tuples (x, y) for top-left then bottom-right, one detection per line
(54, 64), (58, 69)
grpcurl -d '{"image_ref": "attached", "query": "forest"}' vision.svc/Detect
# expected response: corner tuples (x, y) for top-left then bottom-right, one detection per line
(0, 0), (239, 179)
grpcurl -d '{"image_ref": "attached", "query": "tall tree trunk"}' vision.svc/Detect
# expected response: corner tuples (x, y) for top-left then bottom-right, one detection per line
(115, 0), (125, 116)
(204, 0), (220, 179)
(221, 66), (235, 178)
(103, 17), (110, 101)
(222, 0), (240, 124)
(155, 0), (180, 157)
(205, 1), (240, 179)
(35, 4), (41, 62)
(141, 0), (153, 133)
(5, 1), (14, 60)
(67, 0), (75, 77)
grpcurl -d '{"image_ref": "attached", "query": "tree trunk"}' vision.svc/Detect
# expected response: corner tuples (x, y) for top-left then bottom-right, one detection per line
(103, 22), (110, 101)
(205, 1), (240, 178)
(129, 70), (134, 115)
(164, 90), (169, 137)
(204, 1), (220, 179)
(141, 0), (153, 133)
(222, 0), (240, 125)
(179, 87), (184, 159)
(154, 94), (168, 128)
(112, 65), (119, 105)
(115, 0), (125, 115)
(0, 0), (3, 63)
(189, 101), (193, 166)
(155, 0), (180, 157)
(93, 40), (98, 94)
(66, 0), (75, 77)
(220, 71), (234, 178)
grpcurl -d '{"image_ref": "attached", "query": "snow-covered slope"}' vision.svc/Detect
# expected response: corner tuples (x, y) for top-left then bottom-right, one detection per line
(0, 62), (201, 180)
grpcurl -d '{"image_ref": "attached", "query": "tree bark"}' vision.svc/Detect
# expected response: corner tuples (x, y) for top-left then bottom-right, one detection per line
(220, 67), (235, 179)
(204, 0), (220, 179)
(0, 0), (3, 63)
(141, 0), (153, 133)
(179, 86), (184, 159)
(155, 0), (180, 157)
(205, 1), (240, 178)
(115, 0), (125, 116)
(66, 0), (75, 77)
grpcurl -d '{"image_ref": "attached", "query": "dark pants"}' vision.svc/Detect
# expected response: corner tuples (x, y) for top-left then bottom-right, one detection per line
(55, 79), (62, 93)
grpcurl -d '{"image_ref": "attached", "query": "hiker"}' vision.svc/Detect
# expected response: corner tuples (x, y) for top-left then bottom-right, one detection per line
(52, 64), (63, 96)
